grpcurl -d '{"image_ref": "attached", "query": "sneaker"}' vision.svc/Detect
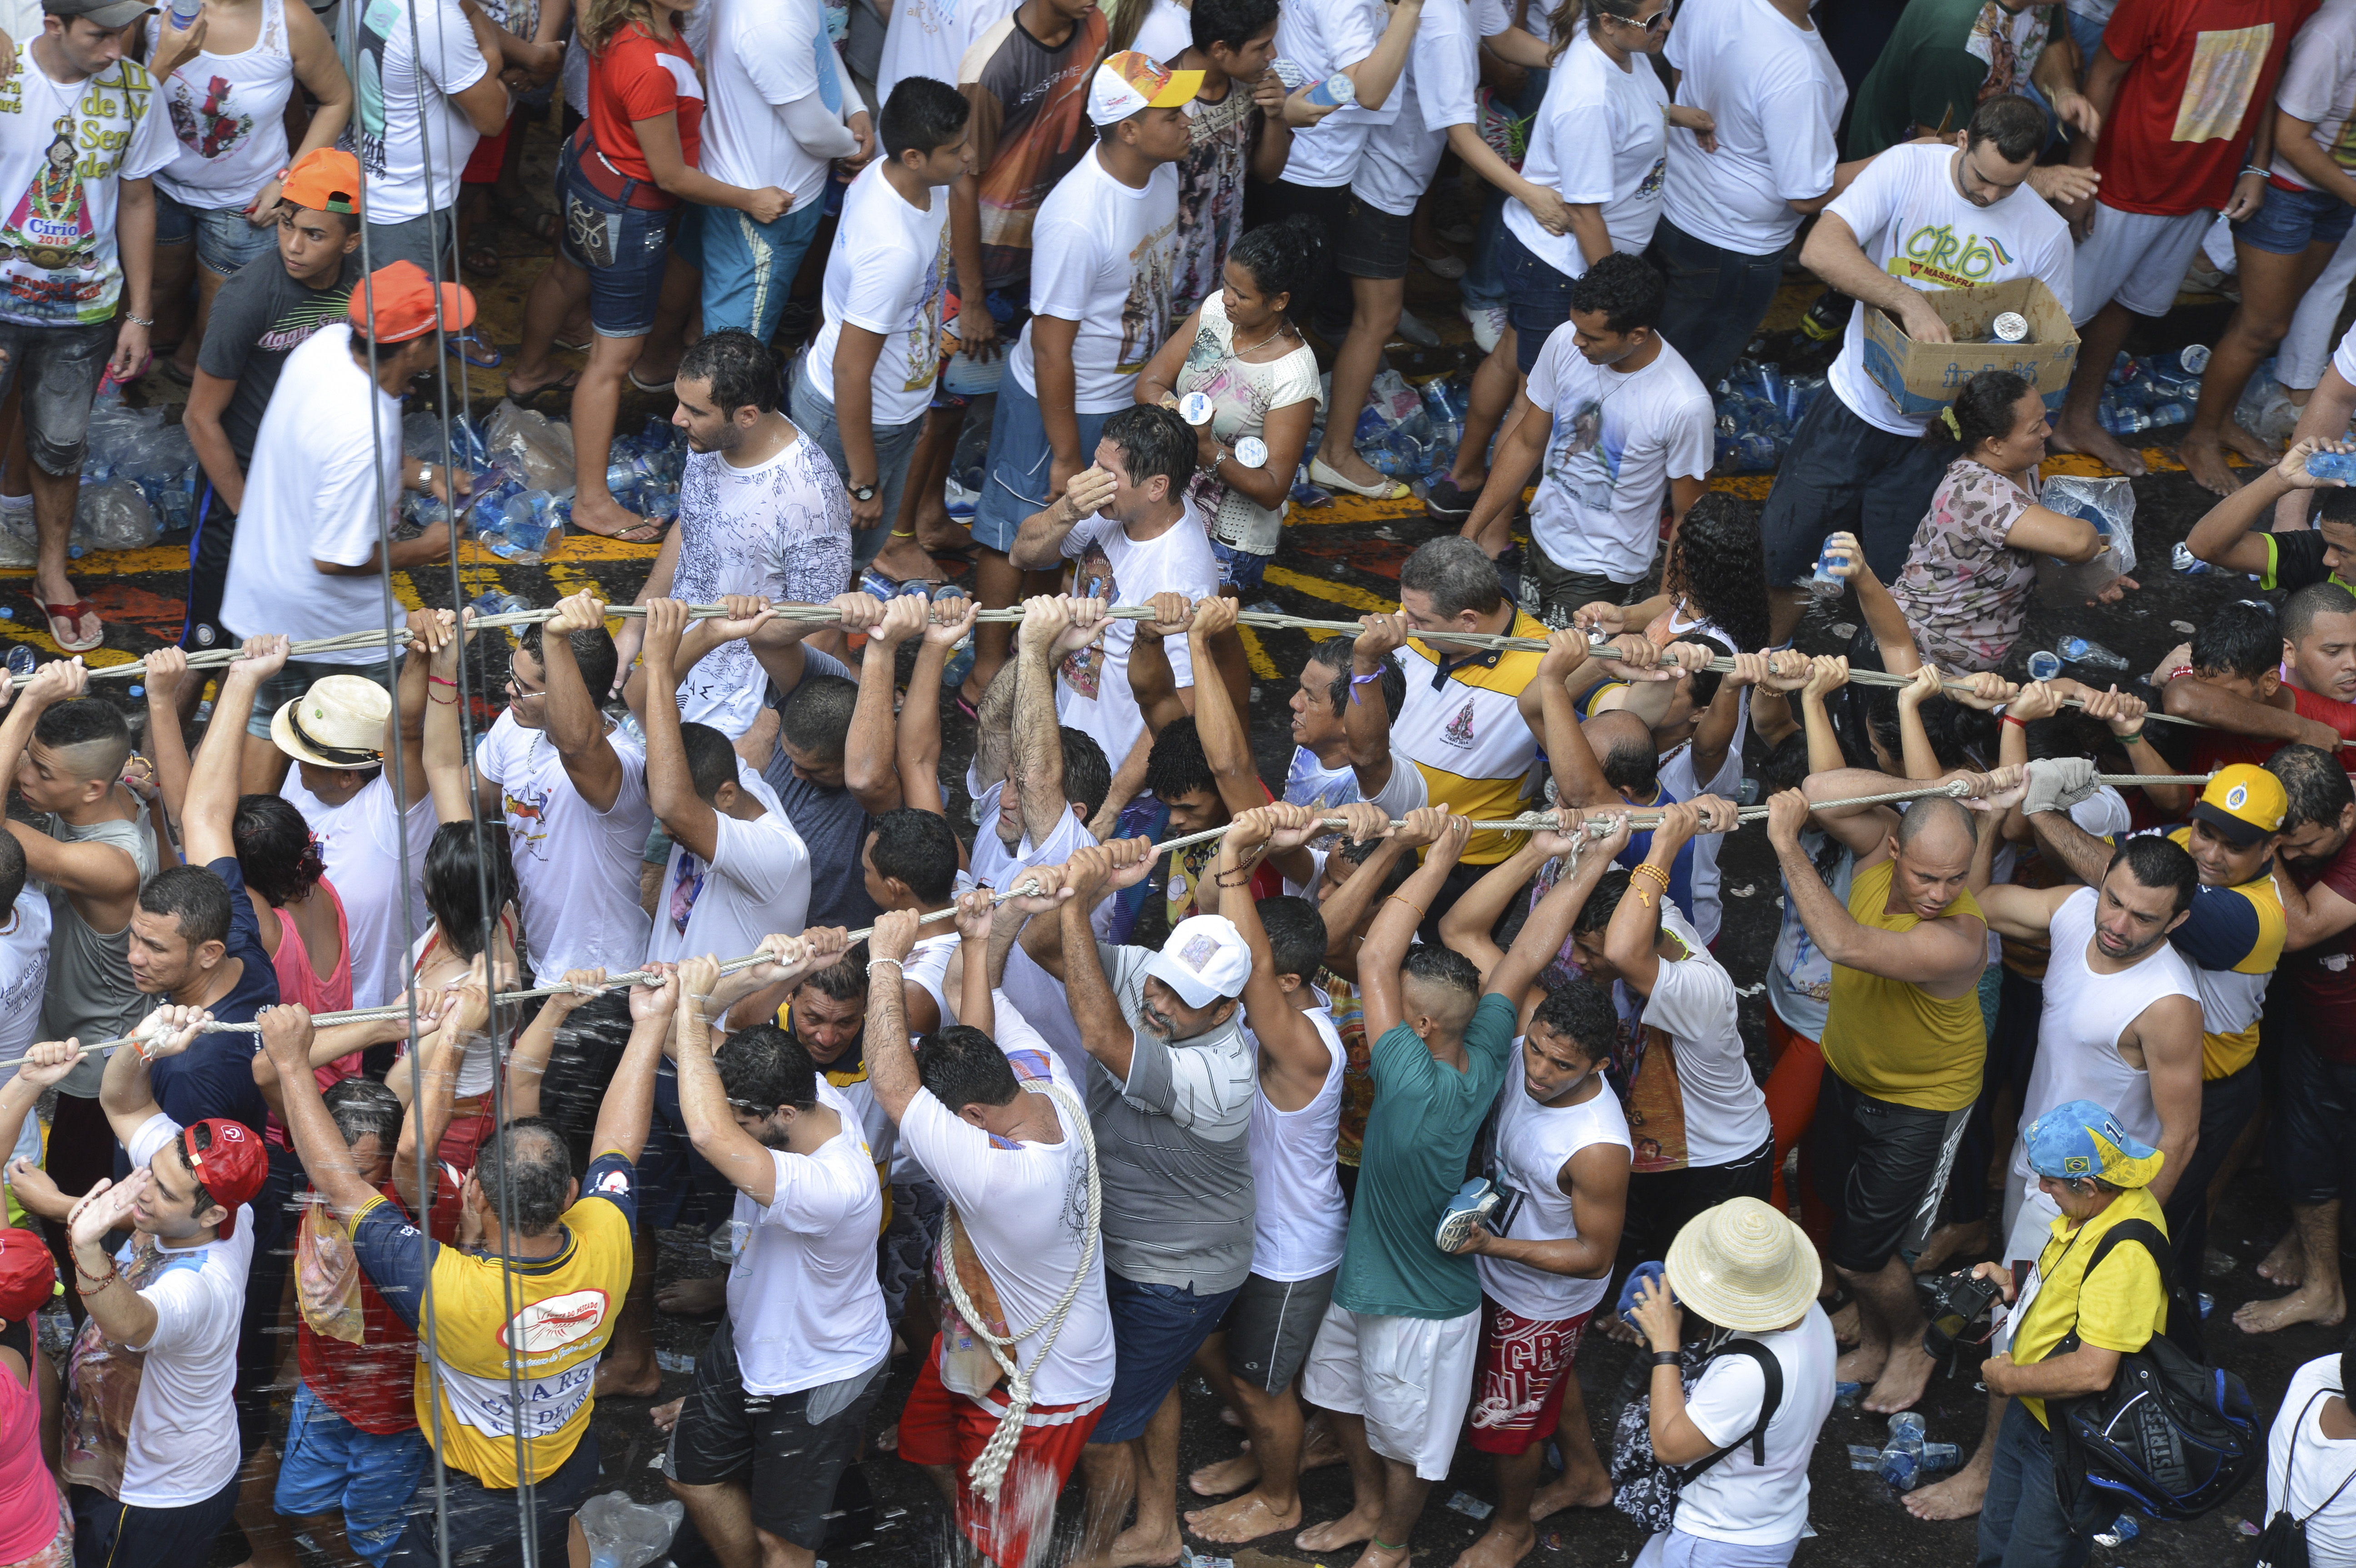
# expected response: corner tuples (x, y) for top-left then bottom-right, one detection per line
(0, 529), (34, 568)
(1462, 302), (1508, 355)
(1434, 1178), (1502, 1253)
(1394, 309), (1441, 348)
(1424, 474), (1477, 520)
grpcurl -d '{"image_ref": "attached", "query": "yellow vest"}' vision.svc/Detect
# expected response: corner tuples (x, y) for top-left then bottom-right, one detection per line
(1819, 859), (1988, 1112)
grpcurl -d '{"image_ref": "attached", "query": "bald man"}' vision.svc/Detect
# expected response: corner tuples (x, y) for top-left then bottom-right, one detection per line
(1766, 780), (1989, 1417)
(1582, 709), (1699, 917)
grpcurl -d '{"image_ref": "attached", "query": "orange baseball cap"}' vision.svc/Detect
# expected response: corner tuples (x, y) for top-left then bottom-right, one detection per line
(279, 148), (361, 217)
(348, 260), (477, 344)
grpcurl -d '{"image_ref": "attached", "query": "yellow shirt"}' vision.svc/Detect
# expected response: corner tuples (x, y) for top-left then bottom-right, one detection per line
(1818, 858), (1988, 1112)
(1393, 610), (1547, 864)
(2010, 1186), (2171, 1427)
(2163, 829), (2285, 1081)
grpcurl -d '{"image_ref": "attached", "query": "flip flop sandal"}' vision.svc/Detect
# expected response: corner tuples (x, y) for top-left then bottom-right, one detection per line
(504, 369), (579, 404)
(555, 335), (592, 354)
(461, 243), (501, 278)
(605, 519), (669, 545)
(40, 600), (100, 653)
(627, 367), (675, 394)
(449, 333), (503, 370)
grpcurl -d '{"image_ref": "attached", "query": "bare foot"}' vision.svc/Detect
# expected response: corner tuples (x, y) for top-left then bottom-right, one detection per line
(875, 1420), (899, 1453)
(655, 1275), (725, 1317)
(1829, 1299), (1862, 1348)
(1099, 1523), (1182, 1568)
(1183, 1490), (1301, 1543)
(2048, 409), (2149, 477)
(2260, 1227), (2306, 1286)
(2234, 1283), (2348, 1334)
(1863, 1342), (1937, 1414)
(594, 1358), (663, 1400)
(1316, 444), (1390, 491)
(2221, 415), (2281, 468)
(1297, 1507), (1381, 1555)
(1189, 1448), (1259, 1497)
(869, 534), (948, 585)
(1835, 1342), (1888, 1388)
(1302, 1424), (1346, 1472)
(1527, 1470), (1613, 1523)
(1449, 1521), (1536, 1568)
(1901, 1458), (1991, 1521)
(918, 517), (973, 555)
(1913, 1220), (1986, 1275)
(2178, 431), (2246, 496)
(650, 1397), (683, 1433)
(1351, 1539), (1412, 1568)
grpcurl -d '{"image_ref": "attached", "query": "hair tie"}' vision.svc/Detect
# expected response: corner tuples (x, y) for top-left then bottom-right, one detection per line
(1941, 406), (1962, 438)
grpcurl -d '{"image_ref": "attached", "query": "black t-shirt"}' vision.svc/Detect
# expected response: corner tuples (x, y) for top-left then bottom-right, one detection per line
(197, 249), (363, 468)
(147, 856), (282, 1137)
(2262, 530), (2355, 596)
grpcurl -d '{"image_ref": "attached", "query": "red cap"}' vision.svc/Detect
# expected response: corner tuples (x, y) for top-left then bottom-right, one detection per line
(181, 1120), (268, 1238)
(0, 1229), (55, 1322)
(347, 260), (477, 345)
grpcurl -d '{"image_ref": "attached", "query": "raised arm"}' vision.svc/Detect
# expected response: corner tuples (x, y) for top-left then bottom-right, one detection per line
(1186, 596), (1311, 884)
(257, 1006), (380, 1219)
(425, 608), (480, 824)
(1491, 812), (1632, 1013)
(537, 589), (626, 813)
(842, 594), (928, 815)
(140, 648), (193, 833)
(863, 910), (928, 1121)
(1764, 789), (1985, 991)
(1799, 656), (1852, 777)
(187, 635), (292, 865)
(0, 663), (141, 908)
(900, 594), (979, 821)
(2191, 441), (2345, 572)
(98, 1008), (190, 1149)
(391, 607), (448, 809)
(1360, 810), (1471, 1041)
(589, 972), (679, 1166)
(1344, 613), (1410, 797)
(1055, 845), (1145, 1081)
(1826, 531), (1921, 675)
(1536, 630), (1614, 809)
(674, 953), (785, 1205)
(1126, 593), (1193, 739)
(389, 969), (488, 1215)
(1607, 800), (1732, 995)
(2020, 758), (2116, 889)
(639, 597), (724, 862)
(1012, 595), (1108, 846)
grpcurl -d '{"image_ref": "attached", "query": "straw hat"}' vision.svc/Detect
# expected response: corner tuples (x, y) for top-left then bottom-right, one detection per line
(1663, 1197), (1822, 1334)
(270, 675), (392, 769)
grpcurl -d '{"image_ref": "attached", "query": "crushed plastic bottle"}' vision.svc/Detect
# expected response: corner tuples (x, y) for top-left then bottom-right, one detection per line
(574, 1491), (684, 1568)
(2307, 450), (2356, 482)
(469, 592), (529, 621)
(4, 646), (33, 680)
(2027, 649), (2063, 682)
(2057, 635), (2130, 671)
(2173, 542), (2213, 574)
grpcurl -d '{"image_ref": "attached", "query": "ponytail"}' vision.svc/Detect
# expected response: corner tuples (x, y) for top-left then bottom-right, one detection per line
(1922, 368), (2032, 456)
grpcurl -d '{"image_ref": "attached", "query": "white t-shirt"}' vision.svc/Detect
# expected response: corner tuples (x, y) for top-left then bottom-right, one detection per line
(282, 771), (438, 1010)
(724, 1079), (891, 1394)
(671, 435), (854, 739)
(0, 886), (50, 1069)
(2269, 1357), (2356, 1568)
(2273, 0), (2356, 191)
(1131, 0), (1193, 61)
(1009, 147), (1180, 414)
(1659, 0), (1842, 256)
(1054, 507), (1219, 770)
(1825, 143), (2075, 436)
(1645, 900), (1770, 1166)
(1676, 1307), (1838, 1545)
(1352, 0), (1478, 217)
(898, 1027), (1116, 1406)
(345, 0), (489, 223)
(969, 775), (1096, 894)
(0, 56), (176, 325)
(873, 0), (1017, 104)
(473, 711), (656, 984)
(1524, 325), (1712, 584)
(702, 0), (848, 210)
(107, 1113), (255, 1507)
(807, 160), (952, 427)
(1505, 32), (1667, 277)
(1273, 0), (1399, 188)
(1657, 738), (1742, 947)
(1285, 747), (1363, 809)
(1477, 1071), (1632, 1321)
(646, 766), (811, 966)
(221, 326), (406, 664)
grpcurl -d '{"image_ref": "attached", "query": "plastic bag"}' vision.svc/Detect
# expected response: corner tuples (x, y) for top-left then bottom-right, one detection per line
(2036, 474), (2138, 607)
(574, 1492), (684, 1568)
(72, 478), (158, 551)
(484, 400), (577, 491)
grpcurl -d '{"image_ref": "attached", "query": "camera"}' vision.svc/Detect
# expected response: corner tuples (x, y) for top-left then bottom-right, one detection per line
(1922, 1270), (2002, 1361)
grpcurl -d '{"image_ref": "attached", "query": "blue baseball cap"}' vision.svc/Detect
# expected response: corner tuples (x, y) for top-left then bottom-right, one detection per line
(2026, 1099), (2163, 1190)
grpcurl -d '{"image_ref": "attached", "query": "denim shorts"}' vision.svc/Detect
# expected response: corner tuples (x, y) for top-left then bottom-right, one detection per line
(0, 319), (118, 476)
(1210, 535), (1269, 593)
(1498, 225), (1579, 374)
(154, 185), (282, 276)
(2235, 180), (2356, 256)
(556, 135), (679, 340)
(274, 1379), (431, 1567)
(973, 370), (1115, 553)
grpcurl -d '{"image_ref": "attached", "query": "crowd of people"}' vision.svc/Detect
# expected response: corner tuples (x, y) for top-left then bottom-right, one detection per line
(4, 0), (2356, 1563)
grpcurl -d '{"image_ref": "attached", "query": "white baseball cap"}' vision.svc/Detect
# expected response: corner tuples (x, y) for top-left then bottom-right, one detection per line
(1087, 50), (1204, 127)
(1144, 914), (1252, 1008)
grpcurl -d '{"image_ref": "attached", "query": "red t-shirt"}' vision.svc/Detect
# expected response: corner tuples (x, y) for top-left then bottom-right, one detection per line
(2288, 839), (2356, 1059)
(2096, 0), (2315, 215)
(296, 1167), (463, 1434)
(588, 24), (704, 182)
(2190, 683), (2356, 774)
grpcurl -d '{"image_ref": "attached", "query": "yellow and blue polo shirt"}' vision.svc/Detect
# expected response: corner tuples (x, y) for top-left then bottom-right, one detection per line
(2164, 828), (2286, 1081)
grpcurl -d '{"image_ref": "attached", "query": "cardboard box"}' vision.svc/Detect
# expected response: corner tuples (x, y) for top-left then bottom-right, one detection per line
(1858, 276), (2079, 418)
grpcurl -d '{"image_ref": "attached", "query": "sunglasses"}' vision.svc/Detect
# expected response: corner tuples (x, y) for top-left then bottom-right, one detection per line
(1610, 8), (1672, 30)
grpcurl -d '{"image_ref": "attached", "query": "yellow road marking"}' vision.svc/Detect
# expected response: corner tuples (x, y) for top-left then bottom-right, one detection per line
(1238, 624), (1278, 679)
(1262, 566), (1397, 616)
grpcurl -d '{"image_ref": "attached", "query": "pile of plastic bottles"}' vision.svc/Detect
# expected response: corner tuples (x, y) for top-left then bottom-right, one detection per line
(402, 413), (689, 563)
(2236, 355), (2303, 447)
(1848, 1413), (1960, 1491)
(1353, 368), (1466, 480)
(57, 401), (202, 550)
(2096, 345), (2206, 436)
(1712, 359), (1825, 475)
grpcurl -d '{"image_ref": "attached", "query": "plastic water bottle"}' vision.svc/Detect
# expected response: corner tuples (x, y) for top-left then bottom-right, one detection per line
(5, 646), (34, 680)
(2173, 542), (2213, 575)
(1811, 541), (1846, 587)
(2099, 404), (2155, 436)
(1306, 73), (1357, 108)
(1267, 56), (1309, 89)
(1989, 312), (2027, 344)
(2179, 344), (2212, 374)
(487, 494), (563, 564)
(1923, 1442), (1961, 1470)
(2307, 450), (2356, 482)
(2027, 649), (2063, 682)
(1178, 391), (1216, 426)
(167, 0), (203, 31)
(2057, 635), (2130, 671)
(468, 591), (529, 620)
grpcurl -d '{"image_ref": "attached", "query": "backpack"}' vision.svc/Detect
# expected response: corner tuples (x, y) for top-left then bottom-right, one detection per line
(2249, 1388), (2356, 1568)
(1609, 1339), (1783, 1535)
(2044, 1218), (2260, 1528)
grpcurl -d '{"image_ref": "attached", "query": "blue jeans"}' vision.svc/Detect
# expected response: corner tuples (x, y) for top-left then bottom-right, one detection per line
(1462, 67), (1550, 311)
(1650, 215), (1789, 393)
(273, 1380), (430, 1566)
(791, 357), (927, 572)
(1977, 1399), (2094, 1568)
(556, 134), (678, 339)
(698, 198), (828, 341)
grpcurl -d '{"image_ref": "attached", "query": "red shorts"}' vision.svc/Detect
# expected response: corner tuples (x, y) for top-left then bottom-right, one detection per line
(1467, 1297), (1591, 1455)
(463, 118), (512, 185)
(896, 1340), (1105, 1568)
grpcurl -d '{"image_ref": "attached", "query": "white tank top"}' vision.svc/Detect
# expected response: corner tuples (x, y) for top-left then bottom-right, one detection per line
(148, 0), (298, 209)
(2011, 886), (2201, 1181)
(901, 932), (960, 1032)
(1477, 1068), (1635, 1322)
(1245, 999), (1348, 1282)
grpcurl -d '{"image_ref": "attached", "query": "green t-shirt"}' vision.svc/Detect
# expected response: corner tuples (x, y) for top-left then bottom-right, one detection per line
(1849, 0), (2058, 158)
(1332, 992), (1517, 1321)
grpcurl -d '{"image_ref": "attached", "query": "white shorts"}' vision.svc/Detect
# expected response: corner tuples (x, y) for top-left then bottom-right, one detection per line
(1301, 1301), (1480, 1480)
(2072, 204), (2216, 323)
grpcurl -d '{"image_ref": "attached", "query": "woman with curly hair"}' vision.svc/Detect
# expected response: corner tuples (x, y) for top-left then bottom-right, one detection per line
(1578, 491), (1773, 658)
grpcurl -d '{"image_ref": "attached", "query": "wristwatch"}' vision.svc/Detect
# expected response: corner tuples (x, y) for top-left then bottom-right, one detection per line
(849, 481), (879, 503)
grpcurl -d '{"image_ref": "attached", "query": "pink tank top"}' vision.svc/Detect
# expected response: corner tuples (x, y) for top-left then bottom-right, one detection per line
(0, 1360), (53, 1565)
(267, 879), (357, 1148)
